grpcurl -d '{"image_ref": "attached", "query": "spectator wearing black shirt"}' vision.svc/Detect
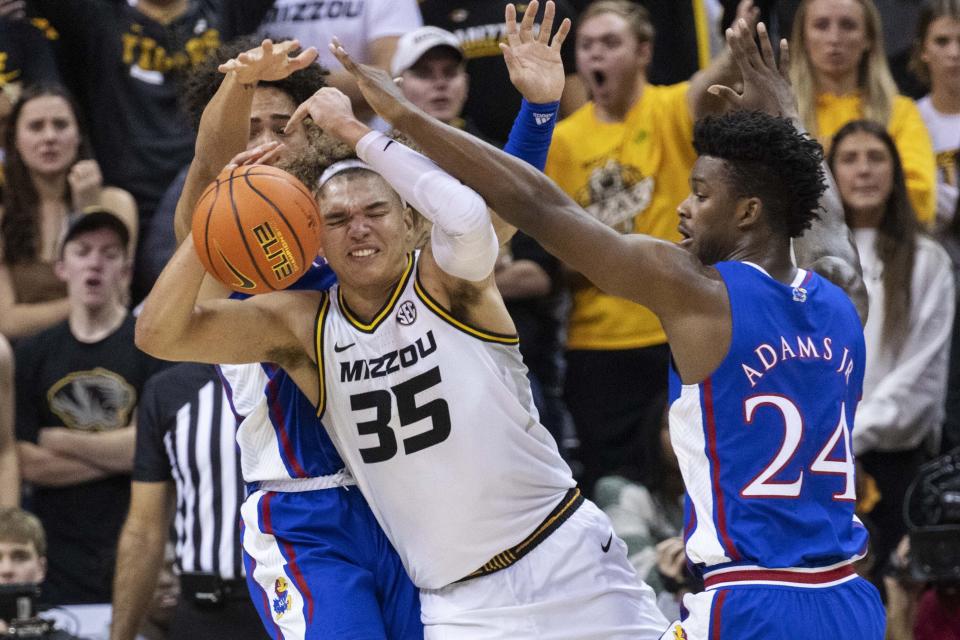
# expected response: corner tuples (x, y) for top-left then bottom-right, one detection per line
(111, 362), (265, 640)
(27, 0), (275, 301)
(14, 211), (164, 605)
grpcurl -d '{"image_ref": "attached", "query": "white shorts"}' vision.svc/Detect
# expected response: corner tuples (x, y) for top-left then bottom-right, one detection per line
(419, 499), (670, 639)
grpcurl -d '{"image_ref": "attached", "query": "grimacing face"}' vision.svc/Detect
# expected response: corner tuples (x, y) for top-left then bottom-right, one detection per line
(317, 171), (413, 292)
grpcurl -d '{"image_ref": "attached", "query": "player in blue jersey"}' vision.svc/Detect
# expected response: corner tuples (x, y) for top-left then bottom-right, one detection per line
(330, 12), (885, 640)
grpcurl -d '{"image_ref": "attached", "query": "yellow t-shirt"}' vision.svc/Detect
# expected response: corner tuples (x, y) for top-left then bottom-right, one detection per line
(545, 82), (695, 350)
(815, 93), (936, 225)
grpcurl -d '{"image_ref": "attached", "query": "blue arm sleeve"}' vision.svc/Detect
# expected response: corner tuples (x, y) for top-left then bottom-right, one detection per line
(502, 99), (560, 172)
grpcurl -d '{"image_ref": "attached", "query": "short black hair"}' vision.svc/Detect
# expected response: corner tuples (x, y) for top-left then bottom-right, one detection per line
(182, 35), (330, 133)
(60, 209), (130, 257)
(693, 111), (825, 238)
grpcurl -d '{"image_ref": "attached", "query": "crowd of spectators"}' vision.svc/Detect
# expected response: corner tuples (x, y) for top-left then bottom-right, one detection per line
(0, 0), (958, 638)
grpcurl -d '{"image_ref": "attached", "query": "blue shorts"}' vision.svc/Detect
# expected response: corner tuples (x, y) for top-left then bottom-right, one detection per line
(241, 486), (422, 639)
(665, 575), (884, 639)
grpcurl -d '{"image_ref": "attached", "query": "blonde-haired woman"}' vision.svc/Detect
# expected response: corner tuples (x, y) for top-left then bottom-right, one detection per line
(790, 0), (937, 224)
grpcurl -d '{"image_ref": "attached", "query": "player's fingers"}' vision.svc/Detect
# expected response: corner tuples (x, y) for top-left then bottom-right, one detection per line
(724, 26), (750, 76)
(330, 38), (360, 74)
(707, 84), (742, 108)
(229, 142), (277, 167)
(499, 43), (517, 69)
(538, 0), (556, 45)
(289, 47), (319, 71)
(738, 18), (765, 71)
(778, 38), (791, 80)
(218, 59), (239, 74)
(518, 0), (538, 43)
(261, 39), (274, 57)
(256, 142), (287, 166)
(551, 18), (571, 51)
(504, 4), (521, 48)
(285, 102), (312, 134)
(757, 22), (776, 70)
(275, 39), (301, 57)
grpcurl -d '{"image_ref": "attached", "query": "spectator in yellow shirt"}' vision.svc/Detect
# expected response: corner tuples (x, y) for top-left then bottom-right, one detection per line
(545, 0), (756, 496)
(789, 0), (937, 224)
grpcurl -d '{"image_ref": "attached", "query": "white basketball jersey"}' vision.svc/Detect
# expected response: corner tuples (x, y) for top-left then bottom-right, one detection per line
(316, 253), (575, 588)
(218, 363), (287, 483)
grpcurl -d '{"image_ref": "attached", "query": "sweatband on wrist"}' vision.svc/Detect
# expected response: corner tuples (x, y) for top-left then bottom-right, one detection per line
(502, 99), (560, 171)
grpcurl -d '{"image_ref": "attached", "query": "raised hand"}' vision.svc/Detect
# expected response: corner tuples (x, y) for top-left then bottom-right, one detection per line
(68, 159), (104, 210)
(218, 39), (318, 85)
(707, 20), (798, 121)
(286, 86), (370, 147)
(501, 0), (571, 104)
(326, 37), (415, 126)
(734, 0), (760, 31)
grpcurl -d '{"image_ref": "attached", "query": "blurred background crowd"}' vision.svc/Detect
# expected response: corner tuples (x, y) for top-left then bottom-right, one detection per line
(0, 0), (958, 638)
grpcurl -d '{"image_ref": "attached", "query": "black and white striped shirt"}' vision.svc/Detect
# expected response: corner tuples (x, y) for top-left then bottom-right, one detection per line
(133, 362), (245, 578)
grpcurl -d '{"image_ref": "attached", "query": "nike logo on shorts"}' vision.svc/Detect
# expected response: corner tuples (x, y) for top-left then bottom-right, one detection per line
(601, 533), (613, 553)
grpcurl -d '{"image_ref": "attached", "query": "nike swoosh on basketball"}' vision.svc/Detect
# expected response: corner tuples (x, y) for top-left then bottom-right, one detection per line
(601, 533), (613, 553)
(216, 248), (256, 290)
(334, 342), (356, 353)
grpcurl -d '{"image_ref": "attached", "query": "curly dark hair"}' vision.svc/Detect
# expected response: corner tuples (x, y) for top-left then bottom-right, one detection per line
(2, 83), (95, 265)
(181, 35), (330, 133)
(693, 111), (826, 239)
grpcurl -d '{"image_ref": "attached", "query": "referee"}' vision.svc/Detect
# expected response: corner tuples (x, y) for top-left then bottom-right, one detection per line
(109, 362), (266, 639)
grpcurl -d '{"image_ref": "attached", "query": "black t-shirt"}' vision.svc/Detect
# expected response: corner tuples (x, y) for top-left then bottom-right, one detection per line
(14, 315), (165, 605)
(28, 0), (271, 220)
(0, 17), (60, 88)
(420, 0), (579, 145)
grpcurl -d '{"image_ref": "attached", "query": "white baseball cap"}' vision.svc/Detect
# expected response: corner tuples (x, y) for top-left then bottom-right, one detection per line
(391, 26), (464, 77)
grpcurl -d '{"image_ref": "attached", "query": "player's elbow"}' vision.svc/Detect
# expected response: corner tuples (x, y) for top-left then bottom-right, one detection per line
(134, 312), (175, 359)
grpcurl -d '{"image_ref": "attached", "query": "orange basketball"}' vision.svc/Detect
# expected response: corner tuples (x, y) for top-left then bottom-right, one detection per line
(192, 165), (322, 294)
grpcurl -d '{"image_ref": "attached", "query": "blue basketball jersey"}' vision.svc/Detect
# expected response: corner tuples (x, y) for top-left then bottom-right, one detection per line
(668, 261), (869, 576)
(224, 260), (345, 481)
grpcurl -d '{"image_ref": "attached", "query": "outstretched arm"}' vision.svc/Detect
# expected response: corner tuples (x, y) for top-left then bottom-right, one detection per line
(321, 27), (714, 320)
(135, 233), (311, 368)
(708, 20), (868, 325)
(174, 40), (318, 244)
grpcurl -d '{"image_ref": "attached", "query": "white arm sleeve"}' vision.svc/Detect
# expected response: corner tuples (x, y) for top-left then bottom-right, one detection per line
(355, 131), (498, 282)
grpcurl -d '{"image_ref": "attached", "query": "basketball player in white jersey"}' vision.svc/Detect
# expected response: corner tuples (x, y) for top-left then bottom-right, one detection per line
(136, 3), (669, 638)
